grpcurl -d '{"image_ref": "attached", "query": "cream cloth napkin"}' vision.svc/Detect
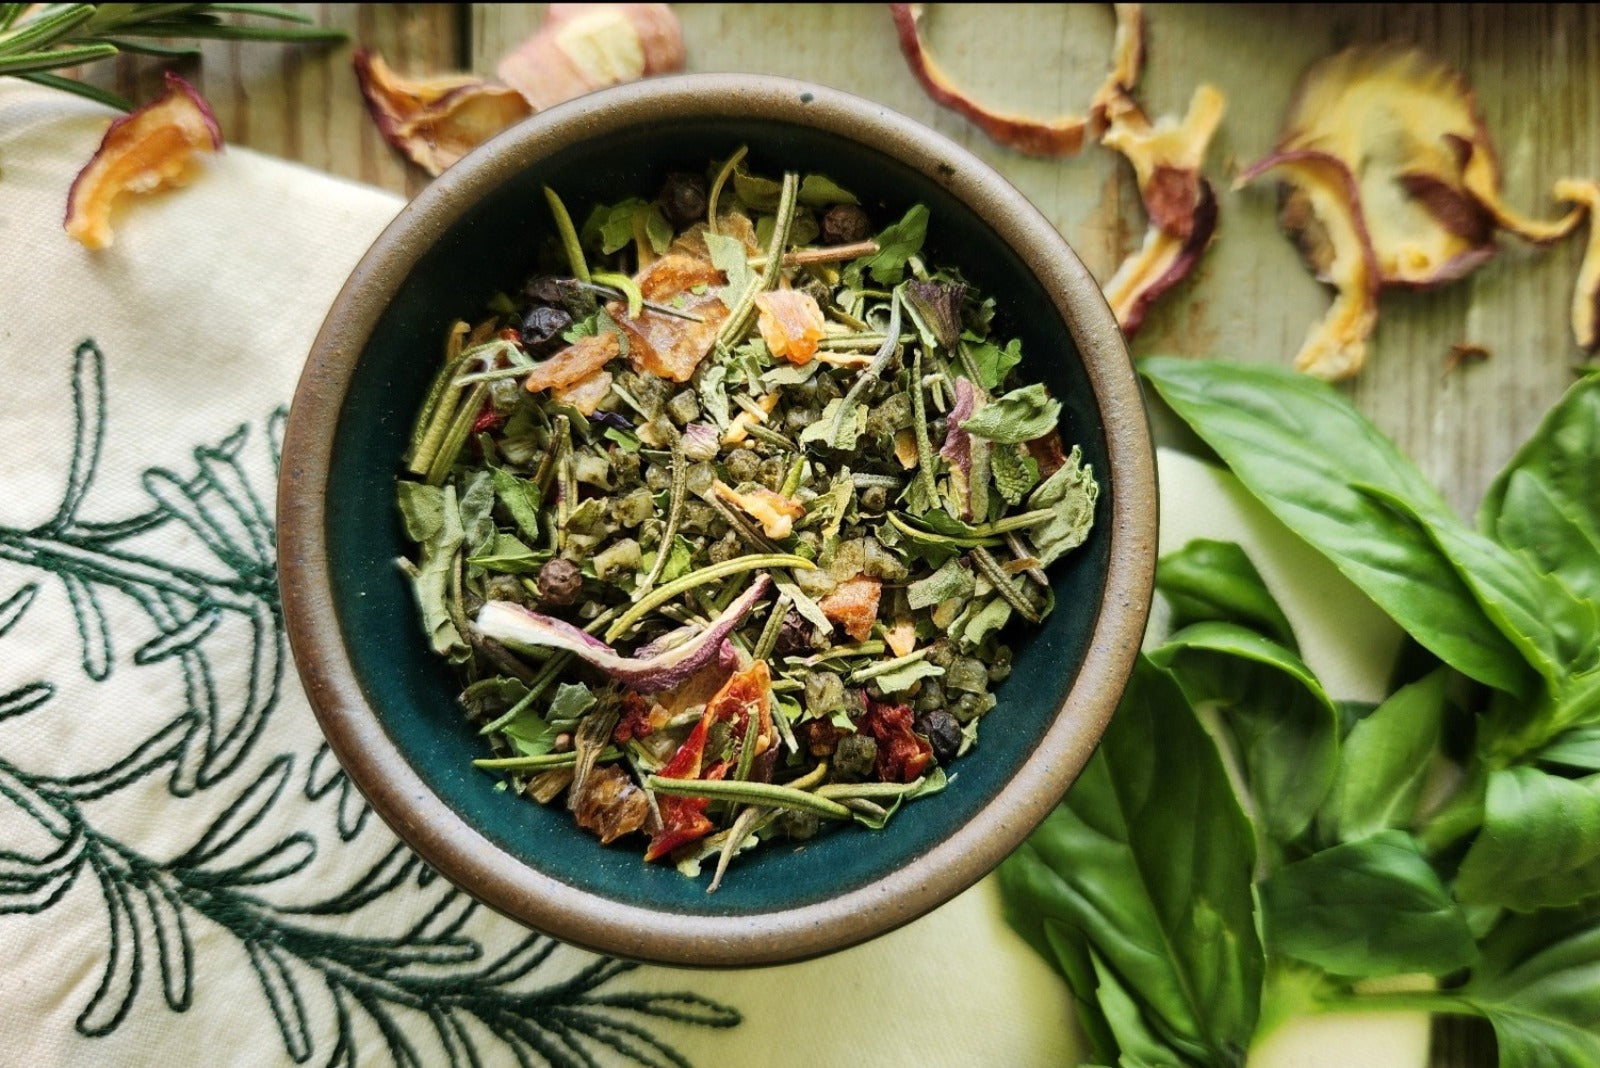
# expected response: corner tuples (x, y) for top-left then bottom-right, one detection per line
(0, 82), (1423, 1067)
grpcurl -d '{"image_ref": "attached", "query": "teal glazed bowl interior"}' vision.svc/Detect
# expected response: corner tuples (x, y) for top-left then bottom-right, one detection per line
(279, 73), (1155, 967)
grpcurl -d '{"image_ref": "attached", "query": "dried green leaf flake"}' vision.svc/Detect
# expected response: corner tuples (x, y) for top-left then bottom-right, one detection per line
(961, 383), (1061, 444)
(1026, 446), (1097, 566)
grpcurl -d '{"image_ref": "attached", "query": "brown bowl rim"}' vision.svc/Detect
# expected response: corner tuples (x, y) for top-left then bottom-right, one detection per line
(278, 72), (1155, 967)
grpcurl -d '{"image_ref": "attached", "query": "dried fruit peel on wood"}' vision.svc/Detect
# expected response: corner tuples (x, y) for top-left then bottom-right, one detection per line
(1099, 84), (1226, 337)
(353, 50), (531, 178)
(1236, 151), (1380, 381)
(1554, 179), (1600, 351)
(889, 2), (1144, 157)
(64, 71), (222, 251)
(497, 2), (685, 110)
(1261, 44), (1581, 290)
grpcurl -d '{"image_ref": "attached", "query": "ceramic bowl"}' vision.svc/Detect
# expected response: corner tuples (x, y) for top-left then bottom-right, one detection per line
(278, 73), (1155, 967)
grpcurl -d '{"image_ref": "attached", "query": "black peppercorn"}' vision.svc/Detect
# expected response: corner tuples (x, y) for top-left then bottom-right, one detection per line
(520, 304), (573, 357)
(536, 558), (583, 606)
(658, 171), (708, 230)
(915, 710), (963, 766)
(821, 203), (872, 245)
(774, 611), (813, 655)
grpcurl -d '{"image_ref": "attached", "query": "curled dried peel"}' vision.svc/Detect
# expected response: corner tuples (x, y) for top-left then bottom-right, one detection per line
(1099, 84), (1225, 335)
(1238, 151), (1379, 380)
(1276, 44), (1580, 287)
(354, 50), (531, 177)
(889, 2), (1143, 157)
(64, 72), (223, 250)
(1554, 179), (1600, 351)
(498, 2), (684, 110)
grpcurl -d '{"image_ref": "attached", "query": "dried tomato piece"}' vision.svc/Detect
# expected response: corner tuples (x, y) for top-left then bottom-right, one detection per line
(607, 255), (730, 382)
(613, 692), (655, 745)
(353, 50), (532, 177)
(754, 290), (827, 364)
(863, 701), (934, 784)
(710, 480), (806, 539)
(819, 576), (883, 642)
(572, 763), (650, 844)
(64, 71), (223, 251)
(704, 660), (775, 759)
(498, 3), (685, 110)
(889, 3), (1144, 157)
(524, 331), (620, 394)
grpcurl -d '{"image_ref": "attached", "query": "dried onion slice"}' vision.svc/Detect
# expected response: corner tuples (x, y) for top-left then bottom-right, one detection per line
(1237, 151), (1380, 381)
(64, 71), (223, 250)
(1099, 84), (1225, 336)
(889, 2), (1143, 157)
(1554, 179), (1600, 351)
(354, 50), (531, 178)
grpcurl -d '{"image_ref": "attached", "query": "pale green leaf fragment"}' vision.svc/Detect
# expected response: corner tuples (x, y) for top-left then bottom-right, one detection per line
(491, 465), (541, 542)
(871, 659), (945, 694)
(801, 397), (868, 451)
(962, 383), (1061, 444)
(396, 480), (447, 542)
(954, 597), (1012, 648)
(467, 533), (545, 576)
(458, 469), (497, 555)
(966, 337), (1023, 392)
(908, 558), (975, 610)
(399, 482), (465, 656)
(547, 682), (598, 722)
(797, 174), (858, 207)
(992, 443), (1041, 505)
(698, 362), (731, 429)
(704, 230), (754, 307)
(1027, 446), (1098, 566)
(501, 706), (557, 757)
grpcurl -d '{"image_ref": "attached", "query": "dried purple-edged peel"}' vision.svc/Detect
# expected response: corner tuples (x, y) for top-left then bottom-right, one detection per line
(1238, 151), (1380, 381)
(476, 575), (771, 694)
(353, 49), (531, 177)
(1554, 179), (1600, 351)
(1275, 44), (1579, 288)
(1098, 84), (1225, 336)
(888, 2), (1143, 157)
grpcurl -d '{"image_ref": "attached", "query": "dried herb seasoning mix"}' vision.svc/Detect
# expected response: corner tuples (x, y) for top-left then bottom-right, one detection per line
(397, 153), (1098, 889)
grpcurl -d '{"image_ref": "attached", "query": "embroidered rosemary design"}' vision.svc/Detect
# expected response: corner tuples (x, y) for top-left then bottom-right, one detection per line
(0, 342), (740, 1066)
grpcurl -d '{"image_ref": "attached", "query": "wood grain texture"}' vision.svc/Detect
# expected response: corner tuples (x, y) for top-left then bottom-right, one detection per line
(51, 7), (1600, 1062)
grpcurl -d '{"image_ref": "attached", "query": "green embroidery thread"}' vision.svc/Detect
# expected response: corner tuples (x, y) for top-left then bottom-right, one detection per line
(0, 343), (742, 1066)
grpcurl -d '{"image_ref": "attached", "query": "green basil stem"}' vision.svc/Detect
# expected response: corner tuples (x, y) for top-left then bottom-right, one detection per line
(635, 435), (687, 595)
(543, 186), (590, 284)
(424, 382), (488, 486)
(971, 545), (1042, 624)
(816, 777), (928, 800)
(743, 421), (798, 452)
(849, 647), (931, 684)
(707, 804), (766, 894)
(706, 145), (749, 234)
(955, 340), (990, 397)
(797, 640), (886, 666)
(474, 746), (623, 771)
(752, 593), (794, 662)
(589, 270), (643, 318)
(607, 554), (815, 641)
(910, 348), (939, 506)
(829, 293), (902, 445)
(646, 775), (852, 820)
(885, 512), (1002, 549)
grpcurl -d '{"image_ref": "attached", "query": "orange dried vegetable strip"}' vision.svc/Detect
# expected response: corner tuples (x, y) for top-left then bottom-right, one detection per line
(754, 290), (827, 364)
(711, 481), (806, 540)
(889, 3), (1144, 157)
(819, 577), (883, 643)
(608, 254), (729, 382)
(353, 50), (532, 178)
(64, 71), (223, 251)
(551, 370), (615, 415)
(524, 331), (620, 394)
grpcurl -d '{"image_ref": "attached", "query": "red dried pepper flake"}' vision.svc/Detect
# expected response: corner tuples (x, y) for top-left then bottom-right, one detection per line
(612, 692), (655, 745)
(64, 71), (223, 251)
(863, 701), (934, 784)
(645, 762), (728, 862)
(704, 660), (774, 758)
(471, 399), (502, 435)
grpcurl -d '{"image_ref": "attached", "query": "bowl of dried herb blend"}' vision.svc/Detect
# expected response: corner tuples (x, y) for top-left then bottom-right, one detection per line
(279, 73), (1155, 966)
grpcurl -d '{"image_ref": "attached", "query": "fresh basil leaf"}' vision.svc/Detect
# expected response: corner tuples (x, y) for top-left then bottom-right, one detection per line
(960, 383), (1061, 444)
(1087, 945), (1194, 1068)
(1261, 830), (1475, 978)
(1153, 621), (1339, 843)
(1156, 538), (1297, 651)
(998, 657), (1263, 1065)
(584, 197), (667, 256)
(1318, 668), (1447, 844)
(1456, 766), (1600, 911)
(1025, 445), (1098, 567)
(1457, 902), (1600, 1068)
(847, 204), (929, 287)
(1036, 919), (1120, 1065)
(490, 465), (542, 543)
(965, 337), (1023, 392)
(1478, 372), (1600, 605)
(1139, 357), (1531, 697)
(467, 533), (546, 576)
(1537, 725), (1600, 772)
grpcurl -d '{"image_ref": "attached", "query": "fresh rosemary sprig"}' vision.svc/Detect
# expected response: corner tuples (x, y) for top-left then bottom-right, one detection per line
(0, 3), (345, 110)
